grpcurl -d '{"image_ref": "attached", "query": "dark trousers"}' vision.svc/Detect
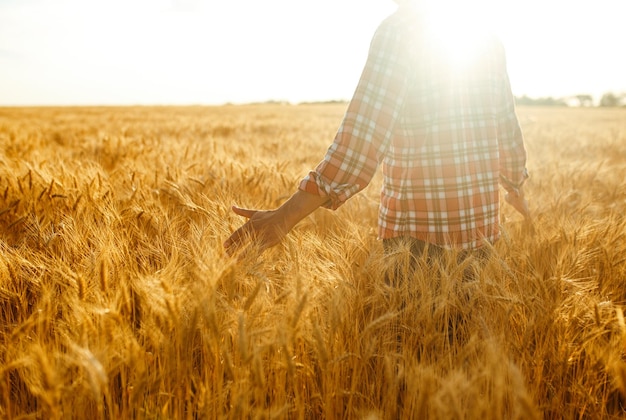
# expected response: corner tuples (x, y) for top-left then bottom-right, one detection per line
(382, 237), (490, 285)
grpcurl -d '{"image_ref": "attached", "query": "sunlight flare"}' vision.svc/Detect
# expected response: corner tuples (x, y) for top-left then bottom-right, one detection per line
(416, 0), (501, 69)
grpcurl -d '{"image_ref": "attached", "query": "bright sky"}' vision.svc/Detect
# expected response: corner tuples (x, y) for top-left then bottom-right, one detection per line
(0, 0), (624, 106)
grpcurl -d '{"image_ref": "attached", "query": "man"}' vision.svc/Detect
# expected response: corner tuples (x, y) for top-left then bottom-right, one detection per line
(223, 0), (529, 263)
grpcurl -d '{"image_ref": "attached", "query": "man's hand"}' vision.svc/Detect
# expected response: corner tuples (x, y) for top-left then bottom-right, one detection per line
(223, 206), (289, 256)
(223, 190), (330, 257)
(505, 188), (530, 220)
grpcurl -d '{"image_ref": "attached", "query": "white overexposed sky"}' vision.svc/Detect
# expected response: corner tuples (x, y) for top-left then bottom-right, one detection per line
(0, 0), (624, 106)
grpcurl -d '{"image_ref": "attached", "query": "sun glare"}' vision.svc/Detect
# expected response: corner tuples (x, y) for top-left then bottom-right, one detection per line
(414, 0), (504, 70)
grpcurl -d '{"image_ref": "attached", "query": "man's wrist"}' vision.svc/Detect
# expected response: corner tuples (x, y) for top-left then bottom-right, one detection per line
(278, 190), (328, 233)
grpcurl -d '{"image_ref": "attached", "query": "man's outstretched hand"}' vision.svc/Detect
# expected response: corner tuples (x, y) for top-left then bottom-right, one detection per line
(223, 190), (330, 257)
(223, 206), (289, 256)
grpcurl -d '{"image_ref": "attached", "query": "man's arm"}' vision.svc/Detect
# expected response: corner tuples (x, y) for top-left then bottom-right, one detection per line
(496, 44), (530, 220)
(299, 16), (411, 210)
(225, 16), (411, 255)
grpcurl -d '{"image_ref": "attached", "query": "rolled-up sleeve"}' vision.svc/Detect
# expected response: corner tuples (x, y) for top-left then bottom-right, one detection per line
(299, 18), (411, 210)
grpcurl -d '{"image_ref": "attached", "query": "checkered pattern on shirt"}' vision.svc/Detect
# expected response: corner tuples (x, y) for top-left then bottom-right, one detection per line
(299, 10), (527, 250)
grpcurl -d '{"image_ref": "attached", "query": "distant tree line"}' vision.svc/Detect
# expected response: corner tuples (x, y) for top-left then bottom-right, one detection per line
(598, 92), (625, 107)
(515, 92), (626, 107)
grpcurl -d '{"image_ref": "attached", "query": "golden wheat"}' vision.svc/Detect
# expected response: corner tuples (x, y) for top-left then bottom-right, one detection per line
(0, 104), (625, 419)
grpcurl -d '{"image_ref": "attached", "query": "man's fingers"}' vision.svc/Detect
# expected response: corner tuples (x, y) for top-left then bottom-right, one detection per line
(232, 206), (258, 219)
(224, 207), (259, 255)
(223, 223), (253, 255)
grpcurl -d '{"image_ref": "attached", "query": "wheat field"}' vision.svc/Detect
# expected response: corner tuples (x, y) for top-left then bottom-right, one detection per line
(0, 104), (625, 419)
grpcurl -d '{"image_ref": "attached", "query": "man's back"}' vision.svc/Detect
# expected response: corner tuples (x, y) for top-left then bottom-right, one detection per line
(300, 7), (527, 250)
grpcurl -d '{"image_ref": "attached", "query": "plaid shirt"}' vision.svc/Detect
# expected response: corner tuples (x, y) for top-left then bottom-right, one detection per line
(299, 9), (527, 250)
